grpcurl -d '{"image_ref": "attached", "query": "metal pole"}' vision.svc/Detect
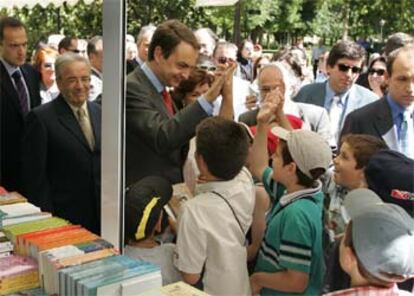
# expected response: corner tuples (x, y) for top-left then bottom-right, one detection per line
(101, 0), (126, 251)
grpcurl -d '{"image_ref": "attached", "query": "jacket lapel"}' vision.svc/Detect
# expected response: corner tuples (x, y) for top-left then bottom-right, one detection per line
(87, 102), (101, 151)
(374, 98), (398, 150)
(56, 96), (91, 151)
(0, 62), (22, 116)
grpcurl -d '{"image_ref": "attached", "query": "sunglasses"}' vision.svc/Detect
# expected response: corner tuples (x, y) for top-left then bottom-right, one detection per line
(198, 65), (217, 72)
(368, 68), (385, 76)
(43, 62), (54, 69)
(69, 49), (85, 54)
(337, 63), (362, 74)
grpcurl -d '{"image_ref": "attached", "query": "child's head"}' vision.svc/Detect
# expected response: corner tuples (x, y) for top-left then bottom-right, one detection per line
(124, 176), (173, 244)
(340, 188), (414, 287)
(196, 117), (250, 181)
(271, 127), (332, 187)
(334, 134), (387, 190)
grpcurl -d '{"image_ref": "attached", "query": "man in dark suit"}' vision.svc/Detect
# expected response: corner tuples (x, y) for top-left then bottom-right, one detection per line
(126, 20), (231, 186)
(0, 17), (41, 191)
(21, 53), (101, 234)
(341, 45), (414, 159)
(126, 24), (156, 75)
(293, 41), (378, 142)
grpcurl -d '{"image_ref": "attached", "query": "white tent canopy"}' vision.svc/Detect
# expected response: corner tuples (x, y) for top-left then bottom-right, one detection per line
(0, 0), (95, 9)
(195, 0), (238, 7)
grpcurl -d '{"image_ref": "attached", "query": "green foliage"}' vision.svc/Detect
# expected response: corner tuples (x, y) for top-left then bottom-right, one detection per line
(1, 0), (413, 52)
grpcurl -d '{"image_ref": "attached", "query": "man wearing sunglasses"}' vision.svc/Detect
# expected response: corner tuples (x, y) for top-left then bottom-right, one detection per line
(342, 45), (414, 160)
(294, 41), (378, 144)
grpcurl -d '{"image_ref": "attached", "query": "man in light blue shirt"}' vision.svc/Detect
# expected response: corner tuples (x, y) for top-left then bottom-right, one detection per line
(342, 45), (414, 159)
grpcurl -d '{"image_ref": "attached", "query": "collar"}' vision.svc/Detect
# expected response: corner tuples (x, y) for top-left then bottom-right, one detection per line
(91, 67), (102, 79)
(279, 180), (322, 207)
(386, 93), (414, 120)
(135, 56), (144, 66)
(0, 57), (20, 77)
(326, 80), (351, 104)
(325, 284), (400, 296)
(195, 168), (252, 196)
(66, 100), (88, 117)
(141, 62), (164, 93)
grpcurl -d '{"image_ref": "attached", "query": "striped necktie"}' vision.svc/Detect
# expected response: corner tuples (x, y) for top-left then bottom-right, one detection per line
(12, 70), (29, 114)
(399, 110), (414, 159)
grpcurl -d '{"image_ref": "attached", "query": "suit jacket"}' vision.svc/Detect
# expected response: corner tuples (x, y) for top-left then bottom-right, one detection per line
(20, 96), (101, 234)
(341, 97), (397, 150)
(126, 66), (209, 186)
(0, 62), (41, 191)
(126, 59), (139, 75)
(293, 81), (378, 130)
(238, 102), (333, 145)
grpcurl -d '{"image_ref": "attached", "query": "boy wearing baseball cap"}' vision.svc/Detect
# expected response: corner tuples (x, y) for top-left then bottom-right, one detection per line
(123, 176), (182, 285)
(324, 188), (414, 295)
(249, 95), (332, 295)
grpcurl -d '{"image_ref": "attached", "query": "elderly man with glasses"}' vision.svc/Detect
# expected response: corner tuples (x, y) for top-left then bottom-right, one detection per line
(293, 41), (378, 143)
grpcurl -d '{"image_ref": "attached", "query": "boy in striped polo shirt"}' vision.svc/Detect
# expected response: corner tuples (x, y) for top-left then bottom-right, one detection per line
(249, 93), (332, 295)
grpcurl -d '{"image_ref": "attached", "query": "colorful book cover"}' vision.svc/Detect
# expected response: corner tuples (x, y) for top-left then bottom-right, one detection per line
(0, 255), (37, 278)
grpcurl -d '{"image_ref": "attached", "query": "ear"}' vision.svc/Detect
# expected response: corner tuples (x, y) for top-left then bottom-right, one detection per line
(326, 64), (333, 76)
(153, 46), (163, 63)
(286, 161), (298, 176)
(384, 70), (390, 84)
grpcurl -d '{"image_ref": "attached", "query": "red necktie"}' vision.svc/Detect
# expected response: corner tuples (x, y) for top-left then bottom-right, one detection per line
(161, 89), (174, 115)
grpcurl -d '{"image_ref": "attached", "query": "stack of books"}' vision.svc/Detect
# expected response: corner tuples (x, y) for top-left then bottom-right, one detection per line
(0, 231), (13, 258)
(0, 188), (27, 205)
(0, 202), (51, 227)
(0, 255), (39, 295)
(58, 255), (161, 296)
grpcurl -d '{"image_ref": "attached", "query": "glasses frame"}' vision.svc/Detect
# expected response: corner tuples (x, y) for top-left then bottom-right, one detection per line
(337, 63), (362, 74)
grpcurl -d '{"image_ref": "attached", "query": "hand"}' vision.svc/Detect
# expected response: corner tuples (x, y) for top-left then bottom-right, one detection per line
(264, 88), (284, 115)
(221, 60), (237, 97)
(256, 99), (277, 125)
(250, 274), (261, 296)
(245, 95), (258, 110)
(204, 63), (228, 103)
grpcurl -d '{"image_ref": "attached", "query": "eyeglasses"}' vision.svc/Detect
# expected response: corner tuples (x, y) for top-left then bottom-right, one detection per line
(43, 62), (54, 69)
(198, 65), (217, 72)
(337, 63), (362, 74)
(69, 49), (86, 54)
(368, 68), (385, 76)
(259, 85), (281, 94)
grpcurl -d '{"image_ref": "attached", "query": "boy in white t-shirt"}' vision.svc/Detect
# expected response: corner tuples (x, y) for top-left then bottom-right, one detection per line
(174, 117), (255, 296)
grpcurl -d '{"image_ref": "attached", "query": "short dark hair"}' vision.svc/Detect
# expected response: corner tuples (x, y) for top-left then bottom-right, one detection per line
(148, 20), (199, 62)
(386, 45), (414, 77)
(58, 36), (77, 52)
(196, 117), (249, 180)
(340, 134), (388, 169)
(87, 35), (102, 57)
(280, 140), (325, 187)
(327, 41), (366, 67)
(0, 17), (25, 42)
(383, 32), (414, 58)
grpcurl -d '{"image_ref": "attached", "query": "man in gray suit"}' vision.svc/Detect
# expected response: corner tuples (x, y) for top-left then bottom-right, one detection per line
(293, 41), (378, 142)
(126, 20), (231, 185)
(239, 63), (334, 146)
(341, 45), (414, 159)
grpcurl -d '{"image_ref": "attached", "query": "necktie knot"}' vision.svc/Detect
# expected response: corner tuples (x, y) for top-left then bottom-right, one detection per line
(12, 70), (22, 80)
(161, 89), (174, 115)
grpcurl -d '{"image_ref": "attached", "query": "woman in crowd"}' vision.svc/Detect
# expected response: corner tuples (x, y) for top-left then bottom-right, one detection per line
(366, 55), (387, 97)
(32, 46), (59, 104)
(236, 39), (254, 82)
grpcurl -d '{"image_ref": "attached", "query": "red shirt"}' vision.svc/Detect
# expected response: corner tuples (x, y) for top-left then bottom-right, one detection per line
(324, 284), (412, 296)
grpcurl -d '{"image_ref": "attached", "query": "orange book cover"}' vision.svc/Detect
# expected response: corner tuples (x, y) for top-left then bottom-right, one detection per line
(33, 230), (99, 254)
(16, 225), (81, 256)
(55, 248), (118, 269)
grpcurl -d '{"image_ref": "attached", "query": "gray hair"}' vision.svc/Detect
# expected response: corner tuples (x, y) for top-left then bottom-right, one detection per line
(55, 53), (90, 80)
(136, 24), (156, 45)
(87, 35), (103, 56)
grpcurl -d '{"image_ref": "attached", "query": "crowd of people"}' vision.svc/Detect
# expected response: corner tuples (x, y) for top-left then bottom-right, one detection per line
(0, 15), (414, 295)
